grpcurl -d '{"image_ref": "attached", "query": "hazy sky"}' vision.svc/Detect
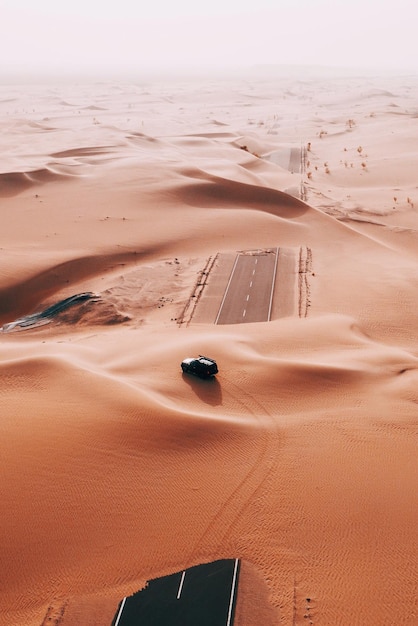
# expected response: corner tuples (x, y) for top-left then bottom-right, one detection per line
(1, 0), (417, 76)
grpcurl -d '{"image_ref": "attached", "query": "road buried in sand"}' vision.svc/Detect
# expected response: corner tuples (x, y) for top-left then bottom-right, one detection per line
(112, 559), (240, 626)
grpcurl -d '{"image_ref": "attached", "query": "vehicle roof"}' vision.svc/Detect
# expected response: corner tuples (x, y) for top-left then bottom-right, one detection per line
(199, 358), (216, 366)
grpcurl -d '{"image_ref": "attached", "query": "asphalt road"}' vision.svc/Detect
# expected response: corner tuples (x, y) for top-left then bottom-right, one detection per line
(215, 249), (278, 324)
(112, 559), (240, 626)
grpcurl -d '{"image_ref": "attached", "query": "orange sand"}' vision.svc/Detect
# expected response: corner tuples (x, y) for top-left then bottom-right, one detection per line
(0, 72), (417, 625)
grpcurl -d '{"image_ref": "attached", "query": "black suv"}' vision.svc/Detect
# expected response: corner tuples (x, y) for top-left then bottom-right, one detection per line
(181, 355), (218, 379)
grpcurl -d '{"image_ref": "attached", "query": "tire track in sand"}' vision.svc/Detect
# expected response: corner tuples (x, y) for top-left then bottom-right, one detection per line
(189, 376), (281, 560)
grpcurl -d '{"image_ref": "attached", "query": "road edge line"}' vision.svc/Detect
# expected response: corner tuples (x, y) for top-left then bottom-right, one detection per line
(226, 558), (240, 626)
(214, 253), (239, 324)
(113, 597), (127, 626)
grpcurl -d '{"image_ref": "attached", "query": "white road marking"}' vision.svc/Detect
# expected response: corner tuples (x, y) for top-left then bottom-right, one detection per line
(215, 254), (239, 324)
(226, 559), (240, 626)
(113, 597), (127, 626)
(216, 249), (278, 325)
(177, 570), (186, 600)
(267, 247), (279, 321)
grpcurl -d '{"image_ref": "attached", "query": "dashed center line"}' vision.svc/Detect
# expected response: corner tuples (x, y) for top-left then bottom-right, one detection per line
(215, 248), (279, 325)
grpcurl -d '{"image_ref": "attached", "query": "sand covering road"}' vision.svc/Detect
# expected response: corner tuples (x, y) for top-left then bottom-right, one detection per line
(0, 72), (417, 625)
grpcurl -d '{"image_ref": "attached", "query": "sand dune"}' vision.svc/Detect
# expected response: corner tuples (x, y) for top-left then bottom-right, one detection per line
(0, 73), (417, 626)
(0, 168), (68, 197)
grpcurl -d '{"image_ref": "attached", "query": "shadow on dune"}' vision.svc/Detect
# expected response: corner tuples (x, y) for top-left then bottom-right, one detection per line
(171, 172), (309, 219)
(181, 373), (223, 407)
(50, 145), (119, 159)
(0, 168), (68, 197)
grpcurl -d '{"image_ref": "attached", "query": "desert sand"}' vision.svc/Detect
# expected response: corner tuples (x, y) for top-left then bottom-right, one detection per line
(0, 70), (417, 625)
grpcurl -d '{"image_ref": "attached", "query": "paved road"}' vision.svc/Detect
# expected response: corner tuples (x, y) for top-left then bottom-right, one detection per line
(1, 292), (96, 332)
(267, 146), (301, 173)
(112, 559), (240, 626)
(215, 249), (278, 324)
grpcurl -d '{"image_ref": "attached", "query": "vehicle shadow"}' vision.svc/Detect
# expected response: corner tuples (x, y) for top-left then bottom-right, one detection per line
(181, 373), (223, 406)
